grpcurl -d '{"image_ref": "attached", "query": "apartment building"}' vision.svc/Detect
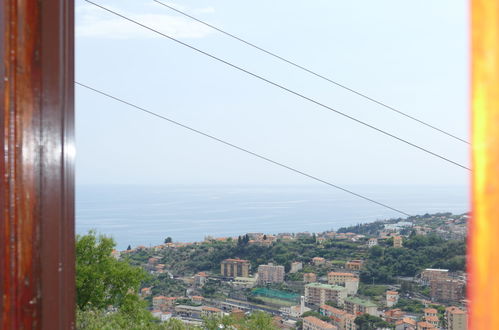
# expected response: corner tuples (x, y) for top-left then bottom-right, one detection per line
(303, 316), (337, 330)
(344, 296), (378, 316)
(258, 263), (285, 284)
(344, 313), (356, 330)
(430, 278), (465, 303)
(220, 258), (250, 278)
(290, 261), (303, 273)
(328, 272), (359, 295)
(386, 291), (399, 307)
(420, 268), (449, 285)
(320, 305), (347, 329)
(328, 272), (357, 285)
(304, 273), (318, 283)
(305, 283), (348, 307)
(367, 238), (378, 247)
(345, 260), (364, 271)
(393, 236), (403, 248)
(445, 307), (467, 330)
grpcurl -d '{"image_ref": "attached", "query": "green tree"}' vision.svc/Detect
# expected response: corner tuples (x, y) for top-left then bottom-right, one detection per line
(76, 231), (146, 310)
(354, 314), (394, 329)
(164, 237), (173, 244)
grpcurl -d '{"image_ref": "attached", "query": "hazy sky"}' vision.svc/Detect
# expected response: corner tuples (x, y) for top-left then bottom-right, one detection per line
(76, 0), (469, 187)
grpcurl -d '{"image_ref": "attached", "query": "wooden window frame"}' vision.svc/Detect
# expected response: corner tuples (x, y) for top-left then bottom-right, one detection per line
(1, 0), (75, 328)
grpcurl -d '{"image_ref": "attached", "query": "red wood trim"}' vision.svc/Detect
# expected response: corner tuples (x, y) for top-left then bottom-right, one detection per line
(1, 0), (75, 329)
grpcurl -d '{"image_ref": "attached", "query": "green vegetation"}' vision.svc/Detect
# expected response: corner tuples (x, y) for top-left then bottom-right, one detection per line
(337, 221), (388, 235)
(132, 238), (366, 277)
(203, 312), (278, 330)
(76, 231), (146, 310)
(76, 231), (161, 329)
(393, 298), (426, 313)
(354, 314), (394, 329)
(143, 273), (187, 297)
(360, 234), (466, 284)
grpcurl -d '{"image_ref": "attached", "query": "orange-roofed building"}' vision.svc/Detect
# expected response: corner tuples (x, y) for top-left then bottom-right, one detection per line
(345, 260), (364, 271)
(395, 317), (417, 330)
(202, 306), (223, 317)
(320, 305), (347, 329)
(384, 308), (405, 323)
(386, 291), (399, 307)
(302, 316), (337, 330)
(141, 287), (152, 296)
(424, 315), (439, 328)
(445, 307), (467, 330)
(416, 321), (437, 330)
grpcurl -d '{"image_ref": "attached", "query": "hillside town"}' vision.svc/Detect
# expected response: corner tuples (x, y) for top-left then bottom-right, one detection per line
(119, 212), (469, 329)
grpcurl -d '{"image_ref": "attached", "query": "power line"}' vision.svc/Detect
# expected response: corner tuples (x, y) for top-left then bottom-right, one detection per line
(76, 81), (412, 217)
(154, 0), (469, 145)
(81, 1), (471, 171)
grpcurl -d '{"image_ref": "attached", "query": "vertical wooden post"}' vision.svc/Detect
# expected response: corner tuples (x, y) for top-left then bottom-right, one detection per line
(0, 0), (75, 329)
(470, 0), (499, 329)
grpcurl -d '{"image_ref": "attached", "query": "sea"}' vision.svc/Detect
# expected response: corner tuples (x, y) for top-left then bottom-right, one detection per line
(76, 185), (469, 250)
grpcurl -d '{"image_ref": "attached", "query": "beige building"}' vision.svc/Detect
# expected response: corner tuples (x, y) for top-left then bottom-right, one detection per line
(220, 258), (250, 278)
(194, 272), (208, 287)
(446, 307), (467, 330)
(303, 316), (337, 330)
(305, 283), (347, 307)
(232, 276), (257, 289)
(344, 313), (356, 330)
(430, 279), (465, 303)
(304, 273), (318, 283)
(420, 268), (449, 285)
(328, 272), (359, 295)
(393, 236), (403, 248)
(201, 306), (223, 318)
(258, 263), (285, 284)
(344, 297), (378, 316)
(290, 261), (303, 273)
(327, 272), (357, 285)
(345, 260), (364, 271)
(386, 291), (399, 307)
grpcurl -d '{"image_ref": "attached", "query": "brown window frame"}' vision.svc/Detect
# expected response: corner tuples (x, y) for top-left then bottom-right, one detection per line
(1, 0), (75, 328)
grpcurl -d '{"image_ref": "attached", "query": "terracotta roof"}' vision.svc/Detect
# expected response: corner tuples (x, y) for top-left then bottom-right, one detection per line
(399, 317), (417, 326)
(446, 306), (466, 314)
(425, 315), (439, 322)
(303, 316), (336, 329)
(320, 305), (347, 315)
(223, 258), (249, 263)
(417, 321), (437, 329)
(202, 306), (222, 312)
(424, 308), (438, 314)
(386, 291), (398, 295)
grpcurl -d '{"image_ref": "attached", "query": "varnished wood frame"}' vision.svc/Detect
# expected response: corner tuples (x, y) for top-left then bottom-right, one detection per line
(1, 0), (75, 329)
